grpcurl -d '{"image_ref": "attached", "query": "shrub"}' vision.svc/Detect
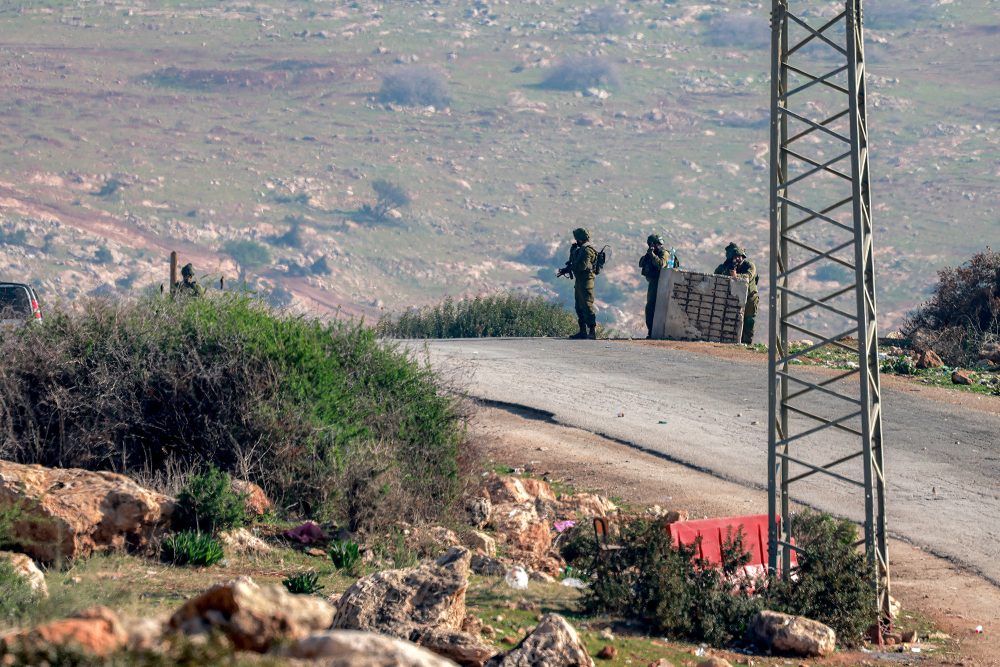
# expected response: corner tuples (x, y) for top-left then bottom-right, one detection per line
(764, 512), (874, 647)
(541, 56), (621, 91)
(566, 512), (874, 647)
(378, 67), (451, 107)
(378, 293), (577, 338)
(162, 531), (225, 566)
(283, 571), (324, 595)
(362, 179), (412, 221)
(272, 222), (304, 249)
(328, 539), (361, 570)
(577, 6), (628, 34)
(0, 559), (37, 626)
(223, 239), (272, 276)
(904, 249), (1000, 365)
(880, 354), (916, 375)
(174, 466), (249, 533)
(0, 295), (467, 531)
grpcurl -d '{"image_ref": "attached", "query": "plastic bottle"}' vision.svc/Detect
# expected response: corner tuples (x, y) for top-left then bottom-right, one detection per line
(667, 247), (677, 269)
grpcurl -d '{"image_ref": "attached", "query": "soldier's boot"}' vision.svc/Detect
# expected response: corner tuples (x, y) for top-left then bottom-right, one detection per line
(587, 325), (597, 340)
(569, 323), (588, 339)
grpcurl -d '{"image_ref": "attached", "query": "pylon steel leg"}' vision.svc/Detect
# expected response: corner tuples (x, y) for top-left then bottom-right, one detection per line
(767, 0), (891, 633)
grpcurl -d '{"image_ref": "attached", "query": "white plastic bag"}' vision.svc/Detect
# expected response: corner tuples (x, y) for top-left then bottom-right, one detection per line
(504, 566), (529, 590)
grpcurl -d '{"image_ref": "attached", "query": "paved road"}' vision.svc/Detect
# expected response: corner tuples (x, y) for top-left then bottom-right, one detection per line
(405, 338), (1000, 585)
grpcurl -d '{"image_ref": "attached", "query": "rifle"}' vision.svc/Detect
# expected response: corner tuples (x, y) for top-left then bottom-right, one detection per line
(556, 242), (578, 279)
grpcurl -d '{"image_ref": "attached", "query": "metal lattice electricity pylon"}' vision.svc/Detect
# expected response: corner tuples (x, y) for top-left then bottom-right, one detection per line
(767, 0), (891, 630)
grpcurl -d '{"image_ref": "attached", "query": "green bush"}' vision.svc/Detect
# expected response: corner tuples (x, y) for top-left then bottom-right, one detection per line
(378, 67), (451, 107)
(174, 466), (249, 533)
(0, 295), (467, 531)
(328, 539), (361, 570)
(566, 512), (874, 648)
(283, 571), (324, 595)
(162, 531), (225, 566)
(0, 560), (38, 625)
(378, 293), (576, 338)
(541, 56), (621, 91)
(880, 354), (917, 376)
(764, 512), (874, 647)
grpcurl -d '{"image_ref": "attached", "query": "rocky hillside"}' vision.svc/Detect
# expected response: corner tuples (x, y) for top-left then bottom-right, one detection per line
(0, 1), (996, 332)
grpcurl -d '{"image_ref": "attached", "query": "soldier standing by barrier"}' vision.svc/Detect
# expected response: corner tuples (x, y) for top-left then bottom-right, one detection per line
(639, 234), (680, 339)
(714, 243), (758, 344)
(558, 228), (599, 339)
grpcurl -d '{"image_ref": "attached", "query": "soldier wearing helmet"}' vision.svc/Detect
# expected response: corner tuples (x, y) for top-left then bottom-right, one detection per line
(557, 227), (599, 339)
(714, 243), (758, 344)
(174, 263), (205, 298)
(639, 234), (679, 339)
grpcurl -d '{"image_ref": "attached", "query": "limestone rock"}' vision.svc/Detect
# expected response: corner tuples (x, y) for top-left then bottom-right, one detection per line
(0, 461), (173, 563)
(980, 342), (1000, 364)
(471, 553), (508, 577)
(487, 613), (593, 667)
(231, 479), (272, 517)
(698, 658), (732, 667)
(0, 550), (48, 597)
(5, 606), (127, 657)
(275, 630), (459, 666)
(124, 615), (167, 652)
(464, 530), (497, 557)
(483, 474), (555, 506)
(408, 526), (462, 554)
(951, 370), (973, 385)
(169, 576), (335, 652)
(333, 547), (470, 634)
(749, 610), (836, 657)
(465, 495), (492, 529)
(559, 493), (617, 518)
(916, 349), (943, 369)
(219, 527), (272, 556)
(332, 547), (494, 665)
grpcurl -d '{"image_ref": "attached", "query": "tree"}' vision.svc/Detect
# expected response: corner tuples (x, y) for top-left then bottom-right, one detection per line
(369, 179), (411, 221)
(223, 239), (272, 281)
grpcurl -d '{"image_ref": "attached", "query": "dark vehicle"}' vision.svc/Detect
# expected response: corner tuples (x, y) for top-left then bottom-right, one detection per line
(0, 282), (42, 328)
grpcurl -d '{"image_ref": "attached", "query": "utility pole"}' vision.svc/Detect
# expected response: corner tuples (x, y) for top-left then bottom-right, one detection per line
(767, 0), (890, 634)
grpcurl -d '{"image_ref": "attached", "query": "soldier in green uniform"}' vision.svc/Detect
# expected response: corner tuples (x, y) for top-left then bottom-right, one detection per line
(639, 234), (680, 339)
(714, 243), (758, 344)
(174, 263), (205, 298)
(558, 227), (599, 339)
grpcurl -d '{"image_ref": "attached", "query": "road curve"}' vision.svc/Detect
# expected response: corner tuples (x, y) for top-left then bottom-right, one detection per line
(404, 338), (1000, 585)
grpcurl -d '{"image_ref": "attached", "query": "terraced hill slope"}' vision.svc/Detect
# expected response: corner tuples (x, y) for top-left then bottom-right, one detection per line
(0, 1), (996, 333)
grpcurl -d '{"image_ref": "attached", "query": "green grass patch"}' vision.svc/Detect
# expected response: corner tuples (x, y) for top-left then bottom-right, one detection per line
(378, 293), (577, 339)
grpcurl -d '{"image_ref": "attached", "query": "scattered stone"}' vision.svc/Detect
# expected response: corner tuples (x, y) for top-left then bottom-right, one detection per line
(648, 660), (672, 667)
(274, 630), (459, 666)
(0, 550), (48, 597)
(464, 530), (497, 556)
(750, 610), (835, 657)
(124, 616), (168, 652)
(597, 644), (617, 659)
(219, 527), (271, 556)
(466, 495), (493, 529)
(979, 342), (1000, 364)
(560, 493), (617, 518)
(486, 613), (594, 667)
(0, 461), (173, 563)
(332, 547), (493, 664)
(916, 349), (943, 369)
(408, 526), (463, 554)
(483, 474), (553, 505)
(698, 658), (733, 667)
(169, 576), (335, 652)
(4, 606), (127, 657)
(230, 479), (272, 517)
(598, 627), (614, 641)
(951, 370), (973, 385)
(471, 553), (508, 577)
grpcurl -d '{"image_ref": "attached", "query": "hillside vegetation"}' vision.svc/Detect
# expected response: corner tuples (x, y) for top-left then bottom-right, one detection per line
(0, 1), (995, 335)
(0, 295), (468, 529)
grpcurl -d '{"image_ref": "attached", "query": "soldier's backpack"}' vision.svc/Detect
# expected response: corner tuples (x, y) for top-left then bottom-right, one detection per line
(594, 245), (611, 275)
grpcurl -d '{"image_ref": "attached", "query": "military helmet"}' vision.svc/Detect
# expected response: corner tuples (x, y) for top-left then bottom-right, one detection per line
(572, 227), (590, 242)
(725, 242), (746, 258)
(181, 263), (195, 278)
(647, 234), (664, 247)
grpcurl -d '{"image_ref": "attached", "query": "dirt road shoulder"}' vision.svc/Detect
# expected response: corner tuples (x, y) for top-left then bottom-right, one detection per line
(470, 403), (1000, 666)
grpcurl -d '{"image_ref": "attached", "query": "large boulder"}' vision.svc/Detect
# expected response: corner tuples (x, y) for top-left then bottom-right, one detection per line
(230, 479), (272, 517)
(332, 547), (495, 666)
(275, 630), (459, 666)
(0, 550), (48, 597)
(483, 474), (555, 506)
(169, 576), (335, 652)
(3, 606), (127, 657)
(0, 461), (173, 563)
(749, 610), (836, 657)
(486, 613), (594, 667)
(916, 348), (944, 369)
(559, 493), (617, 518)
(489, 503), (562, 577)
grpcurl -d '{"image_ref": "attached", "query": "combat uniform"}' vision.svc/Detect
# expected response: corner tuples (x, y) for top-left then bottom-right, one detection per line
(567, 228), (598, 339)
(714, 244), (758, 344)
(639, 234), (678, 339)
(174, 263), (205, 298)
